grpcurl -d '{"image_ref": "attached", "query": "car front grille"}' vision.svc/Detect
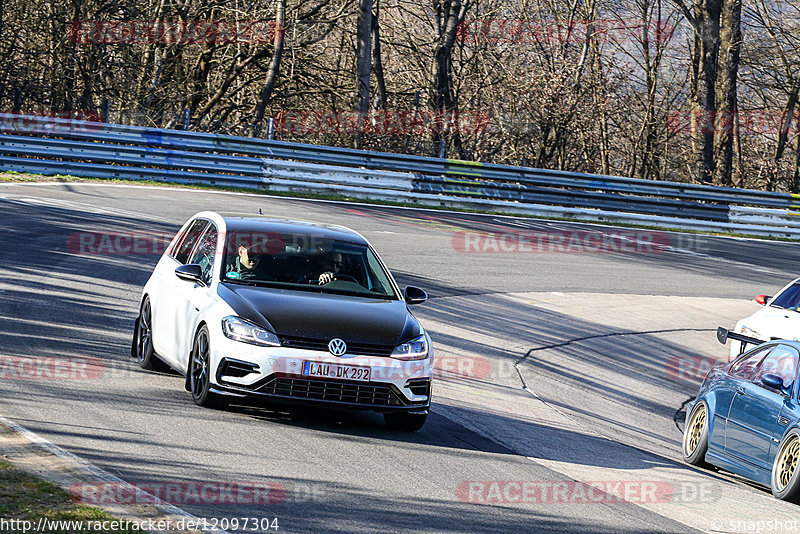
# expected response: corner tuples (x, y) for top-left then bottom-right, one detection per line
(256, 377), (406, 407)
(278, 335), (394, 357)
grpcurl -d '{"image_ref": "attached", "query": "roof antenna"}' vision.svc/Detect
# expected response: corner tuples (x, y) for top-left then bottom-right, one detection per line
(258, 208), (262, 215)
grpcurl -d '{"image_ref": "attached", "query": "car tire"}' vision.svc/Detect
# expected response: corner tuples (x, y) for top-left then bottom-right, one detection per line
(682, 401), (711, 468)
(189, 325), (227, 409)
(771, 429), (800, 503)
(133, 297), (167, 371)
(384, 412), (427, 432)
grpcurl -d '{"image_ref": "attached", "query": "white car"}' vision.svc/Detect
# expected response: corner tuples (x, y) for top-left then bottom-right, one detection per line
(730, 277), (800, 361)
(132, 212), (433, 431)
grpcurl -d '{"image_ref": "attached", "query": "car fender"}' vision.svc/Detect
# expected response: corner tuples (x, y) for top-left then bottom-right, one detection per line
(776, 418), (800, 444)
(695, 391), (725, 451)
(190, 293), (237, 384)
(143, 253), (182, 359)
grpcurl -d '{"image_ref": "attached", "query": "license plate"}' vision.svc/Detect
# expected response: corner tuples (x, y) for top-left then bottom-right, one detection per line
(301, 361), (371, 382)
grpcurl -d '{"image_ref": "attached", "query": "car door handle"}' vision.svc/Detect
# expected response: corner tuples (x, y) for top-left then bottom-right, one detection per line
(736, 387), (746, 395)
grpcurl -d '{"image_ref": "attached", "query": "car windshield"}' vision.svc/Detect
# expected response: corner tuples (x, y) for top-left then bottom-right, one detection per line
(769, 283), (800, 311)
(220, 230), (397, 300)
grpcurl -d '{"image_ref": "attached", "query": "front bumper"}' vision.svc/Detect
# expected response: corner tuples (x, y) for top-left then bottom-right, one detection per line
(209, 334), (433, 413)
(211, 374), (431, 413)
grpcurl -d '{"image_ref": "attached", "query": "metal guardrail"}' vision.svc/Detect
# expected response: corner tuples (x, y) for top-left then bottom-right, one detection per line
(1, 113), (799, 238)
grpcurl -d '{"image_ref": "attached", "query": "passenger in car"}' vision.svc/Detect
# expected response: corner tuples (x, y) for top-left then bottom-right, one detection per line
(227, 244), (259, 277)
(317, 252), (343, 284)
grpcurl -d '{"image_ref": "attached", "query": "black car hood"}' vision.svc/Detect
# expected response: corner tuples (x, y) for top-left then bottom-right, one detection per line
(218, 282), (421, 345)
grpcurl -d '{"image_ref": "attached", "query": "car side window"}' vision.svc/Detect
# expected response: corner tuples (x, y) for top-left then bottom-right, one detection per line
(730, 346), (774, 380)
(173, 219), (209, 264)
(187, 224), (218, 284)
(754, 345), (799, 391)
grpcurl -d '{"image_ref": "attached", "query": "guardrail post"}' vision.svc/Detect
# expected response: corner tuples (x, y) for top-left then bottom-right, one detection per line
(182, 108), (191, 130)
(438, 139), (446, 159)
(12, 88), (22, 113)
(101, 99), (111, 123)
(267, 118), (275, 140)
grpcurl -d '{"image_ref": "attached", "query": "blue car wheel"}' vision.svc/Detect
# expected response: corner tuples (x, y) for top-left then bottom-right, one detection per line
(772, 429), (800, 503)
(683, 401), (710, 468)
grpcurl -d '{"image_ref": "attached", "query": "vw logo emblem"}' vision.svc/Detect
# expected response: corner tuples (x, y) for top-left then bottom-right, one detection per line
(328, 338), (347, 356)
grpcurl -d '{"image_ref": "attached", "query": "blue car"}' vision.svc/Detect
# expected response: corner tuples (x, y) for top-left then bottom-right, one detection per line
(683, 328), (800, 502)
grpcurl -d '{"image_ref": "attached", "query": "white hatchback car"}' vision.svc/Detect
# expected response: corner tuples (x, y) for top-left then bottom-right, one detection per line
(132, 212), (433, 431)
(730, 277), (800, 360)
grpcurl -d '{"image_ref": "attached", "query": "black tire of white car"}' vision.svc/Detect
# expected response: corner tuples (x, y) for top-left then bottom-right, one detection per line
(134, 297), (166, 371)
(771, 428), (800, 503)
(384, 412), (427, 432)
(189, 325), (226, 409)
(682, 401), (711, 468)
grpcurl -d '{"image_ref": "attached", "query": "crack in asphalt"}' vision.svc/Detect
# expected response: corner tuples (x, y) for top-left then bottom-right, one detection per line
(513, 327), (715, 367)
(512, 328), (712, 446)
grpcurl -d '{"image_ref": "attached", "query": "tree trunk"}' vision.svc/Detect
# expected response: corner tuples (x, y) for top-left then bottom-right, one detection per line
(712, 0), (741, 186)
(356, 0), (372, 115)
(139, 0), (166, 106)
(591, 43), (610, 175)
(64, 0), (82, 112)
(677, 0), (722, 183)
(793, 111), (800, 193)
(433, 0), (470, 159)
(372, 0), (387, 109)
(775, 80), (800, 163)
(695, 0), (722, 183)
(254, 0), (287, 134)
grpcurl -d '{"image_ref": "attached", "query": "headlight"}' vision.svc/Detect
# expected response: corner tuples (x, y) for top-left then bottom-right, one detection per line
(741, 325), (761, 339)
(222, 316), (280, 346)
(391, 334), (428, 360)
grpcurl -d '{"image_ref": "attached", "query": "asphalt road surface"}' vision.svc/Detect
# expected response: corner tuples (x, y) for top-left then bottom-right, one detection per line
(1, 181), (799, 533)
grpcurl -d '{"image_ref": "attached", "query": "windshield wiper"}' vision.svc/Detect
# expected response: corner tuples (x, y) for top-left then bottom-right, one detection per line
(222, 279), (259, 286)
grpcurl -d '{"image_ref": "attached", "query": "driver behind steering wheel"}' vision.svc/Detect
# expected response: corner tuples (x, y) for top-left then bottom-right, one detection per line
(317, 252), (343, 285)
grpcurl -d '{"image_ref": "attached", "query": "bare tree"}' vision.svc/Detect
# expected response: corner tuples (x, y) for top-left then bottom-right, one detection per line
(372, 0), (387, 109)
(356, 0), (372, 114)
(673, 0), (720, 182)
(433, 0), (470, 158)
(254, 0), (288, 135)
(712, 0), (741, 185)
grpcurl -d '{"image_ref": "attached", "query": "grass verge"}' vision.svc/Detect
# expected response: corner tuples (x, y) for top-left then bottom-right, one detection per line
(0, 460), (139, 533)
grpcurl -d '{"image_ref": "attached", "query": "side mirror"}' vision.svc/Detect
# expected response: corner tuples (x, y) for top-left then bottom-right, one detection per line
(755, 294), (770, 306)
(404, 286), (428, 305)
(762, 374), (785, 391)
(175, 264), (203, 284)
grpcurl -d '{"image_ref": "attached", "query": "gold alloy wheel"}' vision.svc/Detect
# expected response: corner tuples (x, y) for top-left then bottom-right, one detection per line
(684, 403), (706, 457)
(774, 435), (799, 492)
